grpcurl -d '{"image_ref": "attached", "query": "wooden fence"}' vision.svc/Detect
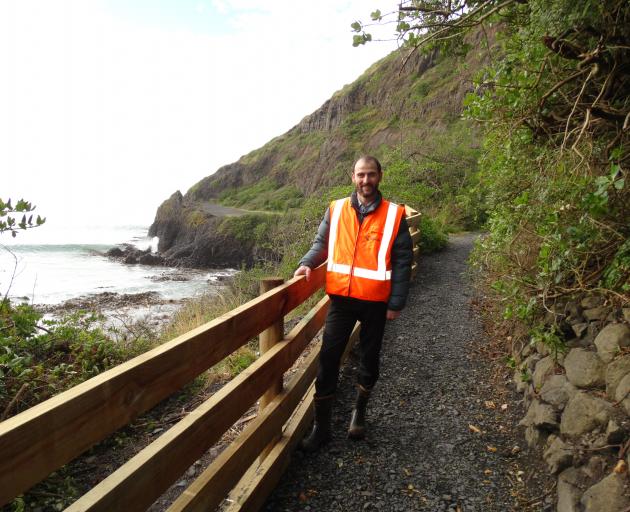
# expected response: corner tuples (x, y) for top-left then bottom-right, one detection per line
(0, 207), (421, 511)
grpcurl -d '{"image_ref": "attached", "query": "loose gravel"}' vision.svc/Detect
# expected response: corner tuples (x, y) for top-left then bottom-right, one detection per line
(263, 233), (553, 512)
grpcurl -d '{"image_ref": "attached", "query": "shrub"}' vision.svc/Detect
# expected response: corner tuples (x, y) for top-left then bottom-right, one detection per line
(0, 301), (132, 419)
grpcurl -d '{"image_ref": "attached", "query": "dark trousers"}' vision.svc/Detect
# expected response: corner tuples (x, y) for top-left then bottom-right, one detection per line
(315, 295), (388, 397)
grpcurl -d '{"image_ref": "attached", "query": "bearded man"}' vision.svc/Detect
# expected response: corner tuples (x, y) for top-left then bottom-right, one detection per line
(294, 155), (413, 452)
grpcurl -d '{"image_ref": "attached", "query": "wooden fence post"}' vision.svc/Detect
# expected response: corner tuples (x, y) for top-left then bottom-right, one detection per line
(258, 277), (284, 462)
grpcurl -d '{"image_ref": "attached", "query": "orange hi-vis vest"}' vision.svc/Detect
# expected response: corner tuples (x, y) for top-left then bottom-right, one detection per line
(326, 197), (405, 302)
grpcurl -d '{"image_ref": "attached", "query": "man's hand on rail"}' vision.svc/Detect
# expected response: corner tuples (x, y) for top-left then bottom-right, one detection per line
(386, 309), (401, 320)
(294, 265), (312, 281)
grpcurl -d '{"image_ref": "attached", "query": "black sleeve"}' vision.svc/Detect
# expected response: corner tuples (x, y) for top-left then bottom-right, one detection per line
(387, 216), (413, 311)
(298, 208), (330, 269)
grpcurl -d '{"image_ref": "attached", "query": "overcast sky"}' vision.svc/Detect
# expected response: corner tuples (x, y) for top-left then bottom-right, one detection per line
(1, 0), (399, 231)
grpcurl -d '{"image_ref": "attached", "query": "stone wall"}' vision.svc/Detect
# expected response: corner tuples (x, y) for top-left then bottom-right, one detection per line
(512, 296), (630, 511)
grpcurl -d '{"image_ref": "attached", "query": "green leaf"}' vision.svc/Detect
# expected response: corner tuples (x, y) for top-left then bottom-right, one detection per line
(609, 147), (623, 160)
(352, 33), (372, 46)
(350, 21), (361, 32)
(610, 163), (620, 179)
(370, 9), (382, 21)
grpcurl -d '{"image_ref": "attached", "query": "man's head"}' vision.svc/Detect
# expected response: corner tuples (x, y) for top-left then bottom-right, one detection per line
(351, 156), (382, 204)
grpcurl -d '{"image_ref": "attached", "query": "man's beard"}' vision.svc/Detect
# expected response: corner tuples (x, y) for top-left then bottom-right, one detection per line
(356, 183), (378, 201)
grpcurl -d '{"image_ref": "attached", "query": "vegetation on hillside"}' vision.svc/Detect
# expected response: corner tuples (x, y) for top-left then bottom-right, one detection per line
(177, 34), (492, 269)
(355, 0), (629, 351)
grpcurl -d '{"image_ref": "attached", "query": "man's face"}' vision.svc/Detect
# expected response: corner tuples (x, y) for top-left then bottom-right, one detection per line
(352, 159), (382, 202)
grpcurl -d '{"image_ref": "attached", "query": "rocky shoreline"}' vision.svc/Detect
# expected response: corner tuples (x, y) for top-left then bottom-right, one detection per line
(34, 290), (186, 334)
(34, 266), (232, 334)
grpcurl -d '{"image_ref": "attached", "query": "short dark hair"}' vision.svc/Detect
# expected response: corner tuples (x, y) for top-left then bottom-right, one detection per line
(354, 155), (382, 173)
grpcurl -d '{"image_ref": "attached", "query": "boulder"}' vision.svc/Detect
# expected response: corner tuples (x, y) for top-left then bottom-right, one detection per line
(594, 324), (630, 363)
(138, 253), (164, 265)
(571, 322), (589, 338)
(586, 433), (609, 450)
(606, 355), (630, 400)
(535, 341), (551, 356)
(560, 392), (613, 437)
(581, 296), (604, 309)
(513, 369), (530, 393)
(556, 350), (567, 366)
(606, 419), (626, 445)
(583, 322), (602, 345)
(565, 300), (583, 321)
(615, 374), (630, 416)
(533, 356), (556, 390)
(563, 349), (605, 388)
(607, 310), (621, 322)
(583, 307), (610, 322)
(566, 337), (590, 349)
(520, 399), (559, 430)
(583, 456), (607, 481)
(106, 247), (125, 257)
(580, 472), (630, 512)
(540, 374), (577, 410)
(543, 435), (574, 474)
(524, 424), (547, 448)
(557, 467), (583, 512)
(523, 353), (542, 371)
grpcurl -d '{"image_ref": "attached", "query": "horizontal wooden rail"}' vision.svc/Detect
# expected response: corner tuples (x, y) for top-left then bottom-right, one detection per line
(406, 211), (421, 229)
(66, 295), (330, 512)
(225, 322), (361, 511)
(226, 385), (317, 512)
(168, 339), (322, 511)
(0, 264), (326, 506)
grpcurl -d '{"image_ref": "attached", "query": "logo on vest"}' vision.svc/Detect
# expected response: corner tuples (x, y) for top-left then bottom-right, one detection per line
(364, 228), (382, 243)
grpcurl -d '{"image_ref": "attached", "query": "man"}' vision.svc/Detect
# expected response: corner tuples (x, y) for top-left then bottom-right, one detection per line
(294, 155), (413, 452)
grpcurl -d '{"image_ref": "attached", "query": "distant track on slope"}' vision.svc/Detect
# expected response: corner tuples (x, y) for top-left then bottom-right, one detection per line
(200, 202), (281, 217)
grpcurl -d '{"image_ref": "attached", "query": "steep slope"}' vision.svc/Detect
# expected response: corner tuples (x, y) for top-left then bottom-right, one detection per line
(149, 31), (490, 268)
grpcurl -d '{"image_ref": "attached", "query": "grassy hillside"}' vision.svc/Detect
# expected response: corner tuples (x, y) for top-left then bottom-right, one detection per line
(150, 34), (492, 270)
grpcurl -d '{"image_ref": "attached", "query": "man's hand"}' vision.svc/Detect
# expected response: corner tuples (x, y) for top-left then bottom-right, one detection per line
(386, 309), (401, 320)
(294, 265), (312, 281)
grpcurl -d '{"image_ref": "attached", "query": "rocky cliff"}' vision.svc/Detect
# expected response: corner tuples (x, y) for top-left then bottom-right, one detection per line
(149, 31), (489, 268)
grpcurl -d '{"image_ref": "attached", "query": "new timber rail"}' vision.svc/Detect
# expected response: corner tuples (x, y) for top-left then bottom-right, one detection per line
(0, 207), (421, 511)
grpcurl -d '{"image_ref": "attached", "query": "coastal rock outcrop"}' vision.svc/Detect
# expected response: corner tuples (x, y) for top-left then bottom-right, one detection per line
(147, 195), (256, 268)
(106, 244), (165, 266)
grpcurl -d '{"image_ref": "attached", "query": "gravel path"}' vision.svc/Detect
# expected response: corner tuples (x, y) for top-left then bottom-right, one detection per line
(263, 233), (552, 512)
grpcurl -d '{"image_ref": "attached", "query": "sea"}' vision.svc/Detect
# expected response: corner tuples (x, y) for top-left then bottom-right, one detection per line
(0, 224), (235, 306)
